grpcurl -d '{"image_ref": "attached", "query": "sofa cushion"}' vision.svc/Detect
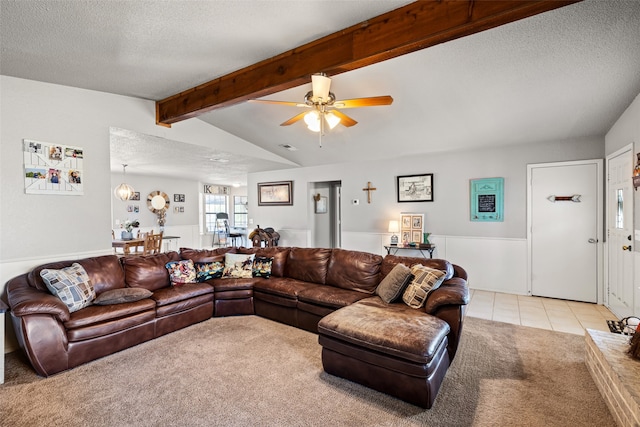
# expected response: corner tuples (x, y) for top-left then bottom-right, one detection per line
(381, 255), (454, 281)
(402, 265), (446, 309)
(253, 277), (320, 299)
(66, 309), (156, 342)
(123, 252), (180, 291)
(94, 288), (153, 305)
(223, 253), (255, 278)
(376, 263), (413, 303)
(285, 247), (332, 284)
(297, 285), (371, 309)
(40, 263), (96, 313)
(212, 278), (255, 293)
(165, 260), (197, 285)
(179, 247), (236, 263)
(325, 249), (383, 294)
(29, 255), (125, 294)
(64, 298), (156, 330)
(318, 297), (450, 364)
(253, 257), (273, 278)
(151, 282), (214, 307)
(195, 258), (224, 282)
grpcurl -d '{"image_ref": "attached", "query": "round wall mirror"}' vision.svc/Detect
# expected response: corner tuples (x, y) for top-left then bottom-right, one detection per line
(147, 191), (170, 213)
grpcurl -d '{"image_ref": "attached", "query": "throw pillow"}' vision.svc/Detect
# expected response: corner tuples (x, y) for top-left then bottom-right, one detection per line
(376, 263), (413, 303)
(195, 260), (224, 282)
(94, 288), (153, 305)
(40, 263), (96, 313)
(402, 264), (446, 309)
(253, 257), (274, 278)
(223, 253), (255, 279)
(165, 259), (197, 285)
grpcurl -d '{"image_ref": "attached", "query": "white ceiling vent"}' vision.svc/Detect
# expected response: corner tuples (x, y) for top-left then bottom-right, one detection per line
(279, 144), (298, 151)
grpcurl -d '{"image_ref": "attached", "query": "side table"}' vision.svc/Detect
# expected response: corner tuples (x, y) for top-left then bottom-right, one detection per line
(0, 299), (7, 384)
(384, 245), (436, 259)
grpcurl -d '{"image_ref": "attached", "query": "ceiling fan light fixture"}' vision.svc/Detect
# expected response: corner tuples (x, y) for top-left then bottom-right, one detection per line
(304, 110), (321, 132)
(324, 111), (341, 129)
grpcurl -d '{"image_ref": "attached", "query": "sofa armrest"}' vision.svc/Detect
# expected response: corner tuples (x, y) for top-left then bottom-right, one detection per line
(7, 274), (70, 322)
(423, 278), (469, 315)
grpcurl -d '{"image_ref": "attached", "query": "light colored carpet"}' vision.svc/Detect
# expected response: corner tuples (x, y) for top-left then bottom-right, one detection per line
(0, 315), (614, 426)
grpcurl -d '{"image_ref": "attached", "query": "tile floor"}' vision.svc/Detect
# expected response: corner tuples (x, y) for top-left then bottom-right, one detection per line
(466, 290), (617, 335)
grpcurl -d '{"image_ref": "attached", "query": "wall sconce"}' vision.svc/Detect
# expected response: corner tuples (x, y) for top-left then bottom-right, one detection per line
(633, 153), (640, 191)
(388, 220), (399, 246)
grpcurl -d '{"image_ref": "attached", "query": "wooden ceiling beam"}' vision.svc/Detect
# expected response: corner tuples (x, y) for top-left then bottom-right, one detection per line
(156, 0), (580, 126)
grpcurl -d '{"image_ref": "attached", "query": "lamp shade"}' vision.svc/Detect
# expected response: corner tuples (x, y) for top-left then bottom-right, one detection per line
(388, 220), (400, 233)
(324, 111), (341, 129)
(304, 110), (321, 132)
(114, 183), (135, 201)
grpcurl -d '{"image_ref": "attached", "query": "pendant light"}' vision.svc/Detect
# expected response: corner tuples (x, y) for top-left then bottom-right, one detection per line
(114, 164), (135, 201)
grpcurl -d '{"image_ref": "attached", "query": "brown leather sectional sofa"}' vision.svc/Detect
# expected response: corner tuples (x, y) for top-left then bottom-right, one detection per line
(6, 246), (469, 408)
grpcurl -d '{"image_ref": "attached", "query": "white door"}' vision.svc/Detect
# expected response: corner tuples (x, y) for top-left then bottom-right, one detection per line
(607, 148), (634, 318)
(529, 160), (602, 303)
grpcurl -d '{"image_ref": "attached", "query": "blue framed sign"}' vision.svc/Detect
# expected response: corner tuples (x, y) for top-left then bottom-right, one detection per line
(470, 177), (504, 222)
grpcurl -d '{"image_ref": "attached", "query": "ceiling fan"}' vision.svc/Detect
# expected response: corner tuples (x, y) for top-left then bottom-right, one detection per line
(249, 73), (393, 146)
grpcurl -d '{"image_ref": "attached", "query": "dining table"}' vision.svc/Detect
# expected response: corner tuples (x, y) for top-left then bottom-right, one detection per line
(111, 238), (145, 255)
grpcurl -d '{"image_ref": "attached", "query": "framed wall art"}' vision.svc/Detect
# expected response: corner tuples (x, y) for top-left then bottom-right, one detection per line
(397, 173), (433, 202)
(400, 213), (424, 245)
(23, 139), (84, 195)
(258, 181), (293, 206)
(470, 177), (504, 222)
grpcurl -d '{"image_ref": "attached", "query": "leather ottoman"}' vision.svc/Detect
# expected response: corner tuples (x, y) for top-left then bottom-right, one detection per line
(318, 297), (451, 408)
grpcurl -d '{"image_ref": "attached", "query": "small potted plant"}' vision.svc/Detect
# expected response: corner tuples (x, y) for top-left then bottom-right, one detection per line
(121, 219), (140, 240)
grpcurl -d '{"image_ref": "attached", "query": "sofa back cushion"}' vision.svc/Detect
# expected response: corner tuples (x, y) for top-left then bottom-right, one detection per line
(28, 255), (125, 294)
(325, 249), (382, 294)
(123, 251), (180, 291)
(285, 247), (332, 284)
(239, 247), (290, 277)
(381, 255), (454, 281)
(180, 247), (236, 263)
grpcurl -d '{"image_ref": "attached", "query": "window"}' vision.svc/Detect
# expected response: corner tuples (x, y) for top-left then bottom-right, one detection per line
(204, 194), (228, 233)
(234, 196), (248, 227)
(616, 188), (624, 229)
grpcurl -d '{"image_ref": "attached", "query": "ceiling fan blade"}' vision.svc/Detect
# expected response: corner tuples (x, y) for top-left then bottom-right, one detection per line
(311, 74), (331, 102)
(331, 109), (358, 127)
(280, 111), (308, 126)
(249, 99), (308, 107)
(333, 96), (393, 109)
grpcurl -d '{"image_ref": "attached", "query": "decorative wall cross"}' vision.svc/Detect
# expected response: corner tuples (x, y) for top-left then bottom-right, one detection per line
(362, 181), (377, 203)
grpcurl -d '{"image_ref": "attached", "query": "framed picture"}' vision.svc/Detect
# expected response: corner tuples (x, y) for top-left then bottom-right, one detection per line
(174, 194), (185, 202)
(470, 177), (504, 221)
(401, 215), (412, 229)
(412, 215), (423, 229)
(397, 173), (433, 202)
(315, 196), (327, 214)
(131, 192), (141, 201)
(258, 181), (293, 206)
(412, 231), (423, 244)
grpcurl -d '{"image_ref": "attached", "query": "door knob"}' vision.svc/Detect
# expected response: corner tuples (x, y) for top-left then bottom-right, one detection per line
(588, 238), (598, 243)
(623, 245), (632, 251)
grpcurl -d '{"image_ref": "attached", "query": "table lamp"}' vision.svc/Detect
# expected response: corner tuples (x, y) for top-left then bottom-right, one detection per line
(388, 220), (399, 246)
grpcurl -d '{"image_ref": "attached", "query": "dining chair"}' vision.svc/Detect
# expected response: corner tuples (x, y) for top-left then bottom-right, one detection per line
(212, 213), (229, 246)
(224, 220), (243, 247)
(143, 231), (163, 255)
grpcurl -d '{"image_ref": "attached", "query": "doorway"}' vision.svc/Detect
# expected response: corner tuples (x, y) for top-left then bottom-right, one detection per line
(528, 160), (603, 303)
(606, 145), (635, 318)
(310, 181), (341, 248)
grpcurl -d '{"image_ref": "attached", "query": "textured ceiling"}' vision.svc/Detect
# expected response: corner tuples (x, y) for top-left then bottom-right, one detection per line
(2, 1), (640, 185)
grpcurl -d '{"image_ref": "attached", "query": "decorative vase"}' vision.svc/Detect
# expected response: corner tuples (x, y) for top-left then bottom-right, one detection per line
(121, 231), (133, 240)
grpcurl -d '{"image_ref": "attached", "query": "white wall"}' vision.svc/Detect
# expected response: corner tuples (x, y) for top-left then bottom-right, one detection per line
(248, 136), (604, 295)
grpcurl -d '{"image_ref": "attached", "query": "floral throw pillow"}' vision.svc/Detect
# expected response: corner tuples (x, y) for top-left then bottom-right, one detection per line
(165, 260), (197, 285)
(195, 261), (224, 282)
(223, 253), (255, 279)
(40, 263), (96, 313)
(253, 257), (274, 278)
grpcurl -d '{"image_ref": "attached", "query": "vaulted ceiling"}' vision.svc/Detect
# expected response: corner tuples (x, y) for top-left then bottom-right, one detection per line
(2, 1), (640, 185)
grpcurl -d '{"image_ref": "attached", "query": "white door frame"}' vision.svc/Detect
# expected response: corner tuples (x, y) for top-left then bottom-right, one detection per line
(527, 159), (604, 303)
(605, 143), (634, 311)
